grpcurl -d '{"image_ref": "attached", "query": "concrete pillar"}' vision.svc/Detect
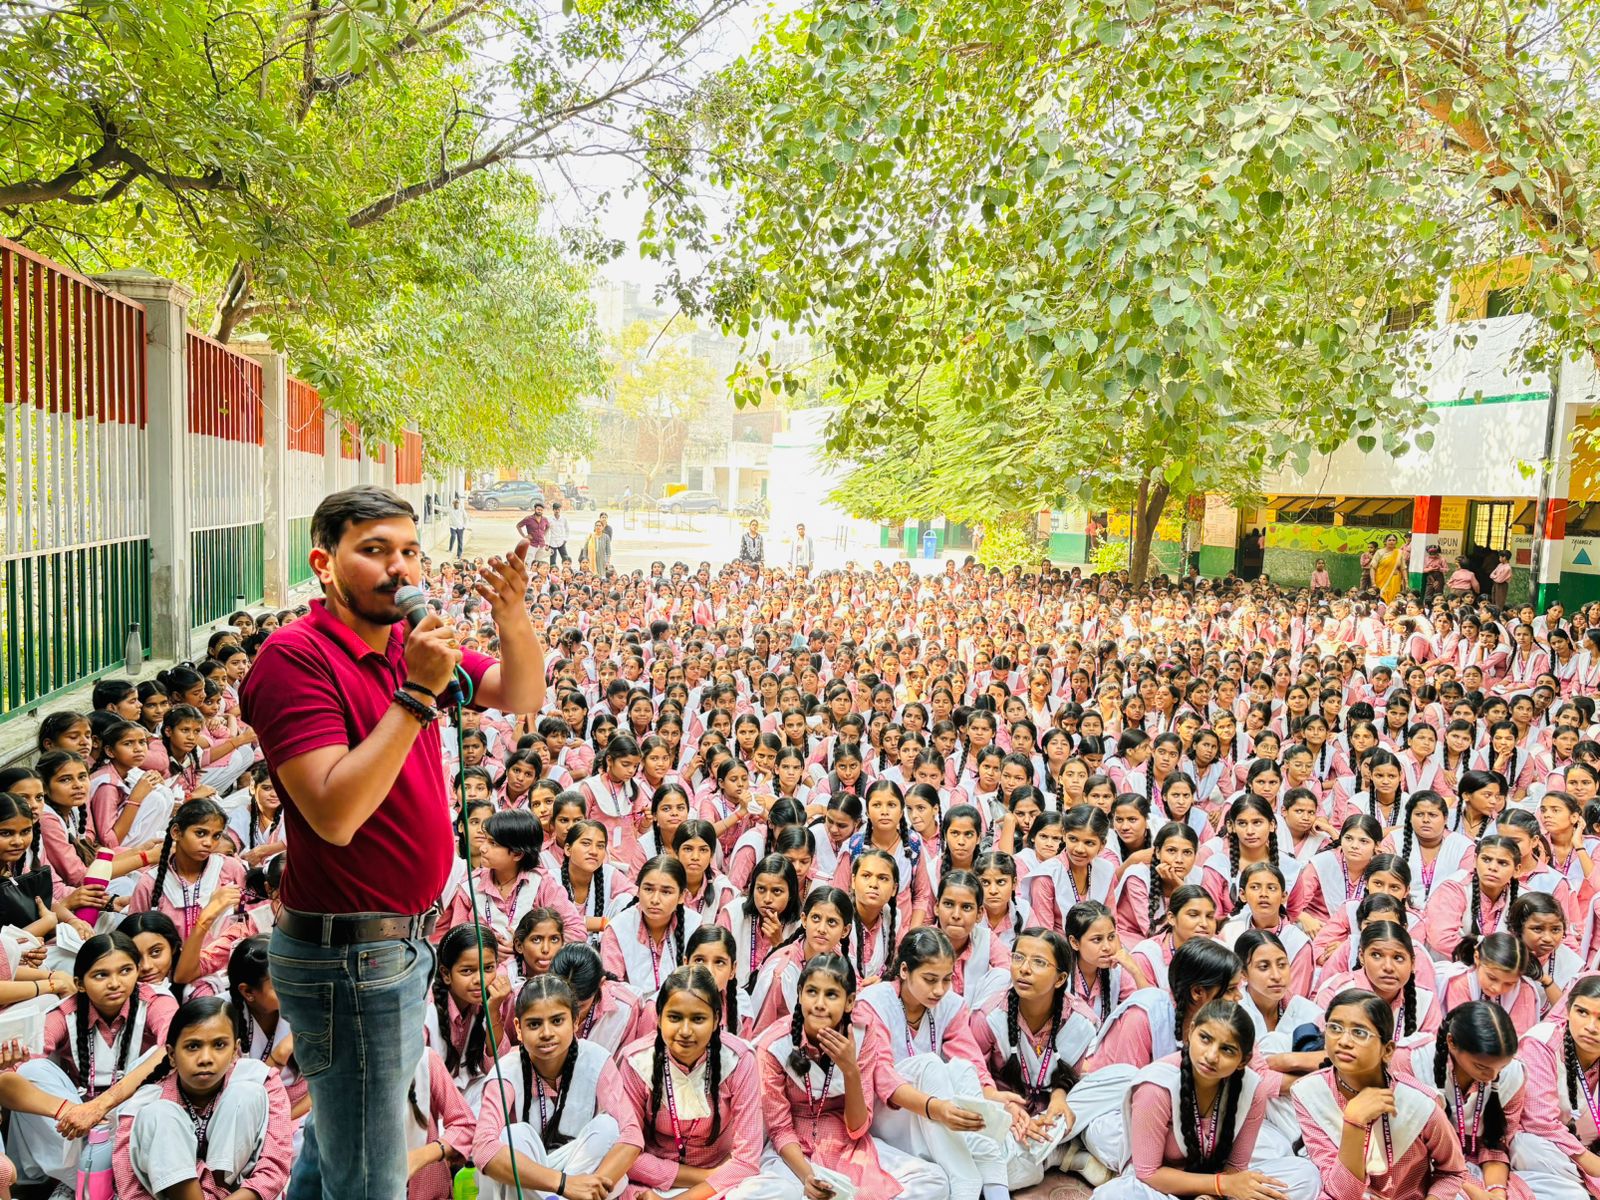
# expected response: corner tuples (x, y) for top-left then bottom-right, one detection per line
(234, 337), (290, 607)
(728, 460), (741, 509)
(95, 271), (194, 662)
(1532, 373), (1578, 610)
(1409, 495), (1440, 592)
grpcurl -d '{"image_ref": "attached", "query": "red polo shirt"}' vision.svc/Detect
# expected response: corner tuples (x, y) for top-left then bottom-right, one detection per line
(241, 599), (494, 915)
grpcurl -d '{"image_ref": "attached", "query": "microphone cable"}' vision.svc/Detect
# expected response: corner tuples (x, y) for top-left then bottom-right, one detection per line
(444, 665), (530, 1199)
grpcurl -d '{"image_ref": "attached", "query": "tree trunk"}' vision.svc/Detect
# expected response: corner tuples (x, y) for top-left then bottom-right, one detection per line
(1127, 477), (1172, 586)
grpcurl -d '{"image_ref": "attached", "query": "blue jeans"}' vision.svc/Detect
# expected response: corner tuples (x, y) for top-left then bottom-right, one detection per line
(448, 526), (466, 556)
(270, 928), (434, 1200)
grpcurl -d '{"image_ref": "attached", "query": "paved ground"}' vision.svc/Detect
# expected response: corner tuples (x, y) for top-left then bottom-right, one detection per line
(1017, 1176), (1093, 1199)
(455, 505), (922, 574)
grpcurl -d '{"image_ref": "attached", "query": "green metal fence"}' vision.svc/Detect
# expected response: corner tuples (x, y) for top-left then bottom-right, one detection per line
(191, 523), (264, 628)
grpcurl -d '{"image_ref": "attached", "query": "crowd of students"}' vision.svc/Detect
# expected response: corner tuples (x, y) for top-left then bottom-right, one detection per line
(6, 549), (1600, 1200)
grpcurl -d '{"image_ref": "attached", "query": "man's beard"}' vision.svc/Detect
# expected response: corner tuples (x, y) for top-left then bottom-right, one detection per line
(333, 569), (405, 625)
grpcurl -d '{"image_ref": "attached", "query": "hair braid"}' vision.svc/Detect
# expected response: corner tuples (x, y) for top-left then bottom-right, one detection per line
(1399, 794), (1421, 864)
(115, 986), (143, 1081)
(519, 1044), (535, 1124)
(1401, 974), (1418, 1037)
(462, 997), (488, 1079)
(1003, 987), (1025, 1098)
(1212, 1074), (1243, 1173)
(1173, 991), (1189, 1045)
(725, 974), (741, 1029)
(545, 1039), (579, 1149)
(433, 978), (461, 1075)
(1468, 872), (1483, 940)
(855, 914), (867, 978)
(884, 897), (899, 969)
(1179, 1041), (1204, 1170)
(1565, 1027), (1585, 1140)
(787, 1002), (809, 1075)
(648, 1029), (668, 1136)
(671, 906), (685, 967)
(707, 1026), (725, 1140)
(146, 821), (178, 911)
(1227, 829), (1241, 897)
(1433, 1026), (1449, 1092)
(74, 997), (92, 1095)
(560, 857), (574, 904)
(1147, 867), (1165, 938)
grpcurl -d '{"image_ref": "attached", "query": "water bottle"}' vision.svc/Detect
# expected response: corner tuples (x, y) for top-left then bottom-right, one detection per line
(75, 849), (114, 925)
(122, 622), (142, 672)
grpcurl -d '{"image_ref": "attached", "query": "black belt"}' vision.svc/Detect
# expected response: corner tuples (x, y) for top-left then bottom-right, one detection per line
(277, 906), (438, 947)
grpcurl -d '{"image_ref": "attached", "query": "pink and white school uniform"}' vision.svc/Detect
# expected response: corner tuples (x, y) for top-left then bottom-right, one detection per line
(440, 865), (588, 948)
(599, 904), (703, 1002)
(112, 1059), (295, 1200)
(576, 979), (650, 1057)
(1308, 901), (1433, 990)
(830, 835), (934, 922)
(1291, 1067), (1469, 1200)
(1309, 967), (1442, 1049)
(1438, 963), (1541, 1036)
(1513, 1019), (1600, 1199)
(1026, 854), (1117, 934)
(949, 921), (1011, 1011)
(1111, 863), (1206, 945)
(1422, 873), (1515, 961)
(472, 1040), (644, 1200)
(127, 854), (249, 945)
(752, 1015), (947, 1200)
(616, 1034), (763, 1200)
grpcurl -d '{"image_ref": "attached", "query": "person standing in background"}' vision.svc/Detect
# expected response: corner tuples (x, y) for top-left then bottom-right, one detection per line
(791, 522), (815, 572)
(516, 501), (549, 564)
(1491, 550), (1512, 608)
(548, 500), (570, 566)
(447, 497), (466, 557)
(740, 519), (764, 567)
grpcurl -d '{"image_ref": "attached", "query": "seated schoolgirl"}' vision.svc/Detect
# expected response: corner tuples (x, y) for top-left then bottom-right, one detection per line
(1112, 822), (1203, 945)
(974, 851), (1033, 951)
(226, 764), (286, 869)
(128, 799), (248, 947)
(1312, 921), (1442, 1048)
(744, 886), (854, 1036)
(473, 976), (644, 1200)
(508, 907), (567, 994)
(1392, 1000), (1529, 1200)
(1507, 891), (1581, 1015)
(0, 932), (176, 1191)
(1383, 789), (1473, 910)
(1308, 854), (1418, 977)
(674, 820), (739, 926)
(1291, 988), (1469, 1200)
(1311, 893), (1436, 992)
(110, 995), (294, 1200)
(810, 793), (862, 883)
(685, 926), (743, 1035)
(36, 751), (154, 898)
(404, 1042), (479, 1200)
(829, 779), (934, 923)
(750, 951), (955, 1200)
(1128, 885), (1216, 992)
(1438, 931), (1541, 1035)
(560, 819), (636, 938)
(844, 847), (903, 985)
(227, 935), (310, 1119)
(600, 856), (703, 1003)
(623, 782), (696, 878)
(1199, 795), (1301, 921)
(1220, 862), (1313, 998)
(426, 923), (511, 1112)
(858, 927), (1024, 1200)
(616, 965), (763, 1200)
(725, 797), (805, 892)
(716, 854), (800, 996)
(1514, 974), (1600, 1199)
(1286, 814), (1381, 933)
(1233, 930), (1325, 1107)
(931, 805), (985, 896)
(1061, 900), (1139, 1030)
(548, 942), (647, 1057)
(1082, 938), (1244, 1076)
(1026, 805), (1115, 933)
(934, 868), (1011, 1010)
(1423, 834), (1523, 961)
(85, 717), (167, 849)
(119, 912), (183, 1003)
(442, 809), (587, 950)
(1094, 999), (1302, 1200)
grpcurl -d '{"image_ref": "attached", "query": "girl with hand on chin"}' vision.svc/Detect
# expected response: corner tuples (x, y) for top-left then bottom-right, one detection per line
(751, 952), (955, 1200)
(1290, 989), (1469, 1200)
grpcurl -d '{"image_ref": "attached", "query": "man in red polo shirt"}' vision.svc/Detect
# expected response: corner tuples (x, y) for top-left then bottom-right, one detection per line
(242, 484), (543, 1200)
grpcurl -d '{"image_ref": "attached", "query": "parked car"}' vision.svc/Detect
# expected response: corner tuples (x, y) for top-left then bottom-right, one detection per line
(468, 480), (544, 511)
(656, 489), (721, 514)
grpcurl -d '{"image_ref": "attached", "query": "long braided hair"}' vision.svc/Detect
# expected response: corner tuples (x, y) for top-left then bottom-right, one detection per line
(740, 855), (801, 990)
(1169, 939), (1245, 1047)
(561, 819), (610, 918)
(685, 925), (742, 1029)
(1434, 1001), (1515, 1154)
(1146, 822), (1202, 938)
(1357, 921), (1420, 1037)
(787, 953), (858, 1076)
(1562, 976), (1600, 1147)
(433, 923), (496, 1078)
(974, 851), (1026, 942)
(1000, 927), (1076, 1104)
(1178, 999), (1256, 1172)
(1061, 901), (1117, 1024)
(849, 848), (901, 979)
(514, 975), (581, 1146)
(938, 804), (983, 878)
(71, 933), (145, 1098)
(1464, 835), (1523, 963)
(1364, 748), (1407, 826)
(649, 966), (727, 1145)
(1224, 794), (1280, 906)
(146, 797), (229, 919)
(226, 933), (275, 1053)
(37, 751), (95, 864)
(626, 855), (690, 970)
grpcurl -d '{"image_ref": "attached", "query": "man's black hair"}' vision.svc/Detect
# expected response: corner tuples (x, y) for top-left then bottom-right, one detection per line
(309, 485), (416, 552)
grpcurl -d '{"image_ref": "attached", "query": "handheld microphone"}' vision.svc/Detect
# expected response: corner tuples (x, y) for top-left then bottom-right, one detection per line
(393, 584), (465, 707)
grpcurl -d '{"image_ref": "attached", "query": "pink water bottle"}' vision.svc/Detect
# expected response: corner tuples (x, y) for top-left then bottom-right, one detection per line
(75, 849), (114, 925)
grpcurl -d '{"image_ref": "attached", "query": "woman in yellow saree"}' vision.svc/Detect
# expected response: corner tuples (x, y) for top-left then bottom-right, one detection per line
(1371, 532), (1405, 602)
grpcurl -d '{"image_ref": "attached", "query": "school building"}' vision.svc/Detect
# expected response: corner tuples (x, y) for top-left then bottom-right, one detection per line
(1035, 262), (1600, 608)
